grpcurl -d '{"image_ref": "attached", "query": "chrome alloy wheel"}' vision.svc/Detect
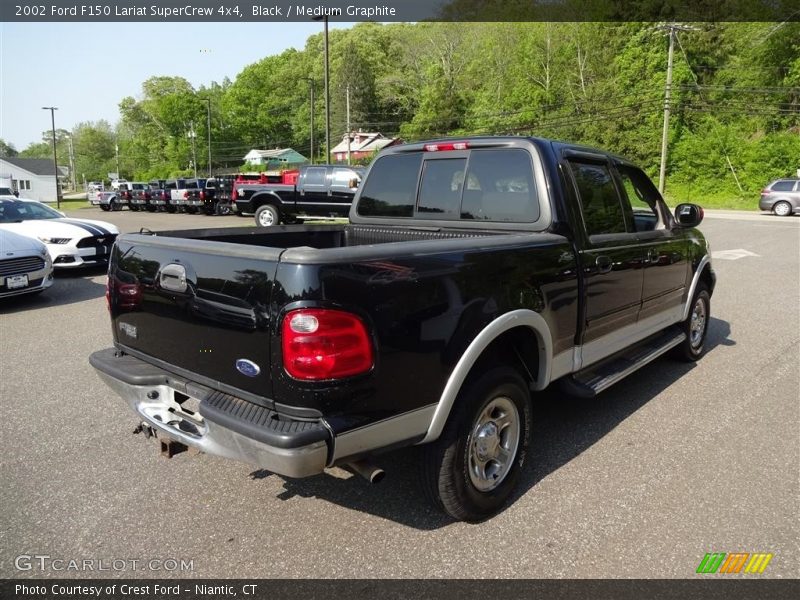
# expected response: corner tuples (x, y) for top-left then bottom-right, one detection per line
(689, 296), (707, 348)
(468, 396), (520, 492)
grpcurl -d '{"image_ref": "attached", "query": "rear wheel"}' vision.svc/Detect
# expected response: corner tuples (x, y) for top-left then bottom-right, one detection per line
(130, 204), (139, 212)
(773, 201), (792, 217)
(421, 366), (531, 522)
(99, 204), (111, 212)
(255, 204), (280, 227)
(186, 206), (198, 214)
(215, 202), (232, 216)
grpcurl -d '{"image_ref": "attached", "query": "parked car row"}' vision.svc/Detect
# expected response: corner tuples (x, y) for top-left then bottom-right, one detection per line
(89, 177), (234, 216)
(0, 195), (120, 299)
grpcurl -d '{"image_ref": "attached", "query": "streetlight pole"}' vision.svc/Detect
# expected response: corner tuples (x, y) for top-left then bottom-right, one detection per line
(41, 107), (61, 209)
(204, 98), (212, 177)
(303, 78), (315, 164)
(313, 15), (330, 164)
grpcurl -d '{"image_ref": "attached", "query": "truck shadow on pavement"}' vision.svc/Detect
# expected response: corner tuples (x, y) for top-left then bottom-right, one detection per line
(273, 317), (733, 529)
(0, 266), (108, 314)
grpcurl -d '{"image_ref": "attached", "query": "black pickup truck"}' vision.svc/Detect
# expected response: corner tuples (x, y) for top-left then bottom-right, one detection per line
(234, 164), (365, 226)
(90, 137), (715, 521)
(182, 177), (234, 216)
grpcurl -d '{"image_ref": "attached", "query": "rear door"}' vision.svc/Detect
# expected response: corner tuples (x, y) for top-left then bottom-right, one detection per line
(297, 166), (329, 215)
(565, 154), (645, 364)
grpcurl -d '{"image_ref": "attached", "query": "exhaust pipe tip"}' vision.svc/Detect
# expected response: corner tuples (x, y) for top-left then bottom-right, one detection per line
(346, 459), (385, 484)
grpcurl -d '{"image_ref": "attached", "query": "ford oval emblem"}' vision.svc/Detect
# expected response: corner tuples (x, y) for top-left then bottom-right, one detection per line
(235, 359), (261, 377)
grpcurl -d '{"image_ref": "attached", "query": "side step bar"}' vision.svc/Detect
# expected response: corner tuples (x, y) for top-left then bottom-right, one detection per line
(560, 328), (686, 399)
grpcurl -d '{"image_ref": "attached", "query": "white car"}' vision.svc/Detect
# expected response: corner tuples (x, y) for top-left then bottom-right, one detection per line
(0, 196), (119, 268)
(0, 229), (54, 298)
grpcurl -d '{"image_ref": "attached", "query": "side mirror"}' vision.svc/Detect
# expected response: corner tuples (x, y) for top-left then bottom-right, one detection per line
(674, 203), (704, 227)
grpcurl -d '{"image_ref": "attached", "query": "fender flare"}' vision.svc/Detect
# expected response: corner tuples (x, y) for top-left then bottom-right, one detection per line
(420, 309), (554, 444)
(682, 254), (712, 321)
(250, 191), (283, 212)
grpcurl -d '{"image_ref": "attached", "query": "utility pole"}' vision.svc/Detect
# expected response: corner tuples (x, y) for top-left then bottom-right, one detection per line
(304, 78), (315, 164)
(188, 122), (198, 178)
(115, 143), (120, 180)
(346, 84), (351, 165)
(204, 99), (212, 177)
(41, 106), (61, 209)
(656, 23), (697, 195)
(66, 134), (76, 192)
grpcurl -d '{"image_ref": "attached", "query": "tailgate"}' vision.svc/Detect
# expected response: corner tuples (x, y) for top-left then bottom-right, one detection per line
(108, 234), (281, 404)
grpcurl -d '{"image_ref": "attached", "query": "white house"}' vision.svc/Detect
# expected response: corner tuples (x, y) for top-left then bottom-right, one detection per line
(242, 148), (308, 167)
(0, 157), (62, 203)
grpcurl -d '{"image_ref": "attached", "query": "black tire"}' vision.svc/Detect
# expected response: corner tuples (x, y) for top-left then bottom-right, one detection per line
(674, 282), (710, 362)
(215, 202), (232, 216)
(129, 204), (139, 212)
(166, 205), (176, 214)
(255, 204), (280, 227)
(773, 201), (793, 217)
(186, 206), (198, 214)
(99, 204), (111, 212)
(146, 206), (156, 213)
(421, 366), (531, 522)
(111, 201), (121, 211)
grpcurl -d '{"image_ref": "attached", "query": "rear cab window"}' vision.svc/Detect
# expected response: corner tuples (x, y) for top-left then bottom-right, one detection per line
(356, 147), (540, 224)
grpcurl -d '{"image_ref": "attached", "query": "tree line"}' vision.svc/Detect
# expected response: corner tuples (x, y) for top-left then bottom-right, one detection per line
(3, 22), (798, 204)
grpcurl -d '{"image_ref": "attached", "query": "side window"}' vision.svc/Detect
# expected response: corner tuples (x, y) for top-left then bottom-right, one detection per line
(616, 164), (661, 232)
(569, 161), (628, 236)
(331, 168), (358, 189)
(771, 180), (795, 192)
(417, 158), (466, 220)
(461, 150), (538, 222)
(358, 154), (421, 218)
(304, 168), (327, 186)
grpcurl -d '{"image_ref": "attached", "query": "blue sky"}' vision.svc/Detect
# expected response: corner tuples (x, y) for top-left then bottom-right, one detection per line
(0, 21), (356, 150)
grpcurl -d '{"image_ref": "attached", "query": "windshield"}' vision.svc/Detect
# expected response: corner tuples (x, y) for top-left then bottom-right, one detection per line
(0, 200), (62, 223)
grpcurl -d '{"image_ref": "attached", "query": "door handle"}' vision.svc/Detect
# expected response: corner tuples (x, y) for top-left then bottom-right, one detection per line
(596, 255), (612, 274)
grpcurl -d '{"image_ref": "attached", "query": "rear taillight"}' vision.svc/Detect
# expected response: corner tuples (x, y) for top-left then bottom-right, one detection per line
(162, 191), (168, 200)
(144, 192), (151, 199)
(282, 309), (373, 380)
(423, 142), (469, 152)
(200, 190), (206, 200)
(760, 189), (770, 196)
(106, 275), (142, 312)
(232, 186), (238, 200)
(183, 191), (189, 198)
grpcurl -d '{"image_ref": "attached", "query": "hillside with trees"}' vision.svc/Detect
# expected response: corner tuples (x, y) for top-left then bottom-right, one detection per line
(13, 22), (800, 208)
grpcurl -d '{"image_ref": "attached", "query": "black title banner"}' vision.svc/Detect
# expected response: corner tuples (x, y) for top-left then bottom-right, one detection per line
(3, 579), (800, 600)
(3, 0), (800, 22)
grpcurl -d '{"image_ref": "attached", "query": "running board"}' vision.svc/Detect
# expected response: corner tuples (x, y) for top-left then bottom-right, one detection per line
(560, 328), (686, 399)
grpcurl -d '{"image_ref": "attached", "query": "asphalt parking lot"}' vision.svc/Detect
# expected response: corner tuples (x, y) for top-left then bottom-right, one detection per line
(1, 208), (798, 579)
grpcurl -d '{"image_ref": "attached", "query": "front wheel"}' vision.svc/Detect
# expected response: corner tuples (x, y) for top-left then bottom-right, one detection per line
(255, 204), (280, 227)
(674, 283), (710, 361)
(421, 366), (531, 522)
(773, 201), (793, 217)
